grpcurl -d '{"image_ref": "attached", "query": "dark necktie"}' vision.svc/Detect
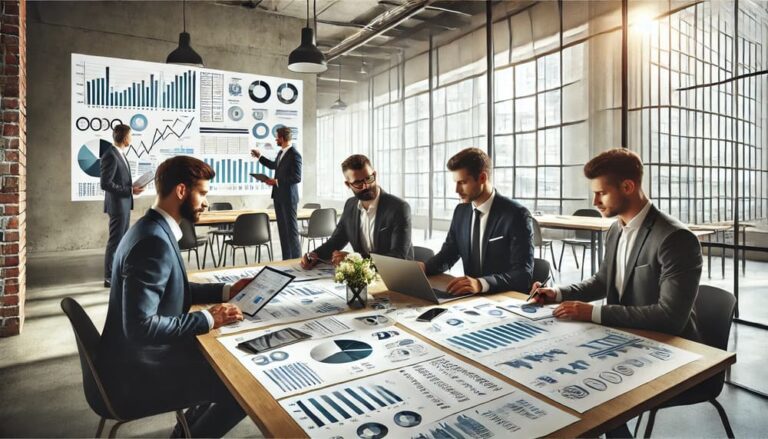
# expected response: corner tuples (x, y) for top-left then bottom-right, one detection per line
(471, 208), (482, 276)
(275, 150), (284, 167)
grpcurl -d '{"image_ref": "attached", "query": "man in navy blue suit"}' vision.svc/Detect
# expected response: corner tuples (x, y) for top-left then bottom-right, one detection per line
(420, 147), (534, 295)
(251, 126), (302, 259)
(99, 156), (251, 437)
(101, 124), (144, 288)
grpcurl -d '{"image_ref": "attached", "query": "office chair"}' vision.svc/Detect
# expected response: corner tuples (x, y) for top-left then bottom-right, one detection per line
(221, 213), (273, 266)
(559, 208), (602, 279)
(179, 219), (212, 270)
(633, 285), (736, 438)
(299, 208), (337, 253)
(532, 217), (557, 270)
(61, 297), (191, 438)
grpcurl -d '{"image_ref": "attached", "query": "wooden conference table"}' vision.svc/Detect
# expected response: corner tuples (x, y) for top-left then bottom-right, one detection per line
(191, 260), (736, 438)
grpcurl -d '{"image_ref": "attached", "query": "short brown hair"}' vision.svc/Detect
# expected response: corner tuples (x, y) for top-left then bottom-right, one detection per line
(341, 154), (372, 172)
(112, 124), (131, 145)
(276, 126), (292, 142)
(583, 148), (643, 185)
(446, 147), (491, 180)
(155, 156), (215, 198)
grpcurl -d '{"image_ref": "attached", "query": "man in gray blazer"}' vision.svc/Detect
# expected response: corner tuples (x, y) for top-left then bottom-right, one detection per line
(531, 148), (702, 339)
(530, 148), (702, 437)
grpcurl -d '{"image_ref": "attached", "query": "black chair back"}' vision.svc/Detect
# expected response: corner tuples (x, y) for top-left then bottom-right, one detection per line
(695, 285), (736, 351)
(209, 202), (233, 211)
(532, 258), (552, 285)
(178, 219), (199, 250)
(232, 213), (271, 246)
(573, 208), (601, 240)
(306, 208), (337, 238)
(61, 298), (116, 420)
(413, 246), (435, 263)
(302, 203), (321, 209)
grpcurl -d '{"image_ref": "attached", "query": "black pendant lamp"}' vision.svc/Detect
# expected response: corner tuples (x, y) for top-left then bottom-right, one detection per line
(167, 0), (204, 67)
(288, 0), (327, 73)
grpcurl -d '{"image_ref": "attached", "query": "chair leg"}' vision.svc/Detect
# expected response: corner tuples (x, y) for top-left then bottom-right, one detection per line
(202, 241), (209, 270)
(95, 417), (106, 438)
(222, 243), (228, 267)
(633, 412), (644, 438)
(268, 242), (273, 261)
(194, 248), (201, 270)
(559, 243), (566, 270)
(175, 409), (192, 438)
(107, 421), (126, 439)
(549, 243), (558, 271)
(710, 399), (735, 438)
(243, 247), (249, 265)
(571, 245), (579, 268)
(581, 246), (587, 279)
(643, 408), (658, 438)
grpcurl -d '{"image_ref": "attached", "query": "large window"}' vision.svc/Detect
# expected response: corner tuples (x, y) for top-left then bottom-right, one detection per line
(629, 1), (767, 223)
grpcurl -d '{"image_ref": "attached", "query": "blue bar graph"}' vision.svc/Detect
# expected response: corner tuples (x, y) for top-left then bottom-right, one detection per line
(85, 66), (196, 110)
(293, 385), (404, 428)
(204, 158), (273, 185)
(447, 321), (548, 353)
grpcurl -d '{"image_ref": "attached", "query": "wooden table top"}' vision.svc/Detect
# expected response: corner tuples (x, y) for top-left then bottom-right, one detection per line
(692, 229), (716, 239)
(533, 214), (615, 231)
(191, 261), (736, 438)
(196, 208), (315, 225)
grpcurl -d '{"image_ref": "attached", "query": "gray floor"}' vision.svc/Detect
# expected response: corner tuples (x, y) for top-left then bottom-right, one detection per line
(1, 239), (767, 438)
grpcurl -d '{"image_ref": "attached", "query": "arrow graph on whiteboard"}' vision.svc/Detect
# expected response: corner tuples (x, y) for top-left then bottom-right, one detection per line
(126, 116), (195, 158)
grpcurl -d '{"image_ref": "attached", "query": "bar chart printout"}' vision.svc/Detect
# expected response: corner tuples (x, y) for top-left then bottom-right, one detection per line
(84, 66), (197, 111)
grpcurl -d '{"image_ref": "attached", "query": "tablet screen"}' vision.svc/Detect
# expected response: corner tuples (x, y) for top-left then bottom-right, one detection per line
(228, 266), (295, 316)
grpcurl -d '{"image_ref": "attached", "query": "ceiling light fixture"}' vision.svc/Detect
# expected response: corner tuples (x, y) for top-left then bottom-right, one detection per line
(288, 0), (327, 73)
(166, 0), (204, 67)
(330, 63), (347, 111)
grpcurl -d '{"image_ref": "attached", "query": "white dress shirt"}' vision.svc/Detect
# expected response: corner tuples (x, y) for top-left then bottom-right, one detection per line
(553, 201), (653, 323)
(114, 145), (130, 170)
(152, 206), (231, 330)
(470, 190), (496, 293)
(357, 189), (381, 255)
(274, 145), (292, 187)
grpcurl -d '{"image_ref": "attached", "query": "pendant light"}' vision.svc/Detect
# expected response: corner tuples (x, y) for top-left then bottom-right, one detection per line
(359, 55), (368, 75)
(330, 63), (347, 111)
(288, 0), (327, 73)
(166, 0), (204, 67)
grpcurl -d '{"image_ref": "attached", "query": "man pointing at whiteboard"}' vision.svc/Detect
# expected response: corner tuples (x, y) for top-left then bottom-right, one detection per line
(251, 126), (302, 259)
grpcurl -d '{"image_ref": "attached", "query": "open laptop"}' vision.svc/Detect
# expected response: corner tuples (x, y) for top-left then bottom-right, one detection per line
(371, 253), (471, 304)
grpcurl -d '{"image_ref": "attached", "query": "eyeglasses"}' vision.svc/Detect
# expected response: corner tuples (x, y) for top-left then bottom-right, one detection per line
(347, 172), (376, 189)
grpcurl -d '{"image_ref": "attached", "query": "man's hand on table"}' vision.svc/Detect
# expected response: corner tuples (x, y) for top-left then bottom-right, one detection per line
(526, 281), (558, 305)
(208, 303), (243, 329)
(553, 301), (593, 322)
(228, 277), (254, 300)
(331, 250), (348, 266)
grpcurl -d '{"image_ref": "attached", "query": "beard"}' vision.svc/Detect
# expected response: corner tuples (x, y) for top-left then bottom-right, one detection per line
(180, 196), (205, 222)
(354, 186), (377, 201)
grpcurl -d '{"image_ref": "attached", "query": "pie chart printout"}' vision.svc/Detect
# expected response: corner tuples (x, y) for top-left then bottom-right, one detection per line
(310, 339), (373, 364)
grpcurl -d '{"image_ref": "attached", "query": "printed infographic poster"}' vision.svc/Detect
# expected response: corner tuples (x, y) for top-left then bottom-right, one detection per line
(71, 53), (303, 200)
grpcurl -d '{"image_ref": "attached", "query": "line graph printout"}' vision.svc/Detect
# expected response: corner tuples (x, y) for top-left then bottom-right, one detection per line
(71, 53), (302, 200)
(280, 356), (521, 438)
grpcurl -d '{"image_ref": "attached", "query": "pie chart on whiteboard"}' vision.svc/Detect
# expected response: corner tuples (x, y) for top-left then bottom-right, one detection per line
(77, 139), (111, 178)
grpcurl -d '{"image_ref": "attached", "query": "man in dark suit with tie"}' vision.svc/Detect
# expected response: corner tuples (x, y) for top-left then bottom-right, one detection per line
(250, 126), (302, 259)
(101, 124), (144, 288)
(99, 156), (251, 437)
(420, 147), (534, 295)
(301, 154), (413, 268)
(528, 149), (702, 438)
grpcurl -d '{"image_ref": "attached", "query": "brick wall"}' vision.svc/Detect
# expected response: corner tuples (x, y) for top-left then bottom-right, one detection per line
(1, 0), (26, 337)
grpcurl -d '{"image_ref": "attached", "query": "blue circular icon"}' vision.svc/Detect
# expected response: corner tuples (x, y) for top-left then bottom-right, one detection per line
(446, 318), (463, 326)
(252, 122), (269, 139)
(272, 123), (286, 138)
(130, 114), (148, 132)
(270, 351), (289, 361)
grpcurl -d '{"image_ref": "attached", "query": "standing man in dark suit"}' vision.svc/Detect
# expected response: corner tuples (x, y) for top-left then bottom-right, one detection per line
(301, 154), (413, 268)
(99, 156), (251, 437)
(250, 126), (302, 259)
(420, 147), (534, 295)
(528, 149), (702, 438)
(101, 124), (144, 288)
